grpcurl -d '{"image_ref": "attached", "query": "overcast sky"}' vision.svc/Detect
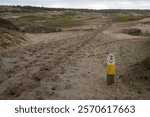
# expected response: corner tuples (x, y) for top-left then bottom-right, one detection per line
(0, 0), (150, 9)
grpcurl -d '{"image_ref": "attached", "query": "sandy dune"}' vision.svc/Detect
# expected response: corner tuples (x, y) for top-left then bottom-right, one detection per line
(0, 17), (150, 100)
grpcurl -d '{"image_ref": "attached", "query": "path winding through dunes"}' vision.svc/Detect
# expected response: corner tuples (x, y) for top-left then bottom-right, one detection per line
(0, 21), (150, 99)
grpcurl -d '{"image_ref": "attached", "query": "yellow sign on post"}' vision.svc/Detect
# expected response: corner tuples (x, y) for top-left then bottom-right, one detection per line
(107, 54), (115, 85)
(107, 65), (115, 75)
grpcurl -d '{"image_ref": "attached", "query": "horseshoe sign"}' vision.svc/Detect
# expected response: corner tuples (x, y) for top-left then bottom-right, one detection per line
(107, 54), (115, 65)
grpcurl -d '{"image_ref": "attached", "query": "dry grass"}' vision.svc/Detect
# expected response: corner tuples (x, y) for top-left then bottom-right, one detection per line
(0, 28), (27, 48)
(0, 18), (19, 30)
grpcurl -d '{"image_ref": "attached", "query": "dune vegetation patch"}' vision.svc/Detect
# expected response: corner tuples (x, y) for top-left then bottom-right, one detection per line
(20, 25), (62, 33)
(19, 15), (46, 21)
(122, 28), (142, 36)
(142, 21), (150, 25)
(113, 16), (150, 23)
(121, 28), (150, 36)
(0, 18), (19, 31)
(12, 12), (83, 33)
(45, 12), (83, 27)
(0, 28), (27, 48)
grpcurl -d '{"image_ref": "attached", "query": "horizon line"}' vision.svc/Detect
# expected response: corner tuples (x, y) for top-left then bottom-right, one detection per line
(1, 5), (150, 10)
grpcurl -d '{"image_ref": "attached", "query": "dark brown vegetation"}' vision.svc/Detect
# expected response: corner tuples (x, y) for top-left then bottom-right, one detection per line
(142, 57), (150, 69)
(122, 28), (142, 36)
(0, 18), (19, 31)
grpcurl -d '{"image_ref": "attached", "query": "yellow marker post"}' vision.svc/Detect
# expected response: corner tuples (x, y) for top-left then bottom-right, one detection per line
(107, 54), (115, 85)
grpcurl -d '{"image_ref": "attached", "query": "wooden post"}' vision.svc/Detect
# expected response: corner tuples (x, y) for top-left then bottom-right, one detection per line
(107, 54), (115, 85)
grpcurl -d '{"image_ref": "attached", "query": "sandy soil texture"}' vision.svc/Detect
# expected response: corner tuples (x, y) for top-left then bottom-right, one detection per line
(0, 16), (150, 100)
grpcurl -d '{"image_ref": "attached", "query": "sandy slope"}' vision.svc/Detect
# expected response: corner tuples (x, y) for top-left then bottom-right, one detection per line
(0, 19), (150, 99)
